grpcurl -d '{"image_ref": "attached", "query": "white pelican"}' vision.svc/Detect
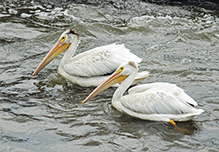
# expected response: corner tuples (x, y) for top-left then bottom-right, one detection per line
(32, 29), (149, 87)
(82, 61), (204, 127)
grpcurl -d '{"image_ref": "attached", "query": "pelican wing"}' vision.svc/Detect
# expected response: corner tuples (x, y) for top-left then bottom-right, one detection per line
(128, 82), (198, 107)
(122, 83), (200, 115)
(63, 44), (142, 77)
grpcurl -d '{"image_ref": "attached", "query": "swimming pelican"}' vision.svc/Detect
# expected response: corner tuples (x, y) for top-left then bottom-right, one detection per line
(82, 61), (204, 126)
(32, 29), (149, 87)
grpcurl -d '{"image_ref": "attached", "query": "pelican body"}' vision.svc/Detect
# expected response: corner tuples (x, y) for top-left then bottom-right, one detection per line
(82, 61), (204, 124)
(32, 29), (148, 87)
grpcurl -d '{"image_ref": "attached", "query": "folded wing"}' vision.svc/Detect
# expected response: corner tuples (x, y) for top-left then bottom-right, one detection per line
(63, 44), (142, 77)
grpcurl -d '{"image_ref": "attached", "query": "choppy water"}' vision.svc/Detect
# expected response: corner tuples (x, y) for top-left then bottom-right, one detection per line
(1, 0), (219, 151)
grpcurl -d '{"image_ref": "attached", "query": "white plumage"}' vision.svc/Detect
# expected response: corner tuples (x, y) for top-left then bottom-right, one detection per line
(63, 43), (141, 77)
(83, 61), (204, 124)
(32, 29), (148, 87)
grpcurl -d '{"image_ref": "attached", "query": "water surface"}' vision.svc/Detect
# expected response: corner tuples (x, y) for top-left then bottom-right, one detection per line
(1, 0), (219, 151)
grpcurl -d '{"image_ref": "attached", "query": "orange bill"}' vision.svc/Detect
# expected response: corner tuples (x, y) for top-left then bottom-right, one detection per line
(82, 71), (128, 104)
(32, 41), (70, 76)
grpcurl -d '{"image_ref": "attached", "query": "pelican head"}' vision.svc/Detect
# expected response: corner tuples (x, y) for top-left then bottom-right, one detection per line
(32, 29), (80, 76)
(82, 61), (138, 104)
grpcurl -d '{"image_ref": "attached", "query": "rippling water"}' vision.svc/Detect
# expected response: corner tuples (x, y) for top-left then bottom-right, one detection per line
(1, 0), (219, 151)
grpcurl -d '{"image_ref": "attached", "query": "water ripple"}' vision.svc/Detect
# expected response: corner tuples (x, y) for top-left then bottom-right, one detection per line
(1, 0), (219, 151)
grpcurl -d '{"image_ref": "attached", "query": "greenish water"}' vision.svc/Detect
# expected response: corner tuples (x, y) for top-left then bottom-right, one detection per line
(0, 0), (219, 151)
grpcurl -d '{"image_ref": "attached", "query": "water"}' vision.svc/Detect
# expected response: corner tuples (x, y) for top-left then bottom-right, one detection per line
(1, 0), (219, 151)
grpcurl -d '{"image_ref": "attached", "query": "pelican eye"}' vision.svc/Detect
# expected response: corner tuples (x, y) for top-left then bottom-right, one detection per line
(60, 36), (66, 43)
(118, 66), (124, 73)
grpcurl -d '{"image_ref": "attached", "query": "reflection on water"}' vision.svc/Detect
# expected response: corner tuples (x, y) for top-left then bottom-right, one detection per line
(1, 0), (219, 151)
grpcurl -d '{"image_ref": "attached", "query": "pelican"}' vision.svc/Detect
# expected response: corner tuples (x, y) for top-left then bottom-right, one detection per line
(82, 61), (204, 127)
(32, 29), (149, 87)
